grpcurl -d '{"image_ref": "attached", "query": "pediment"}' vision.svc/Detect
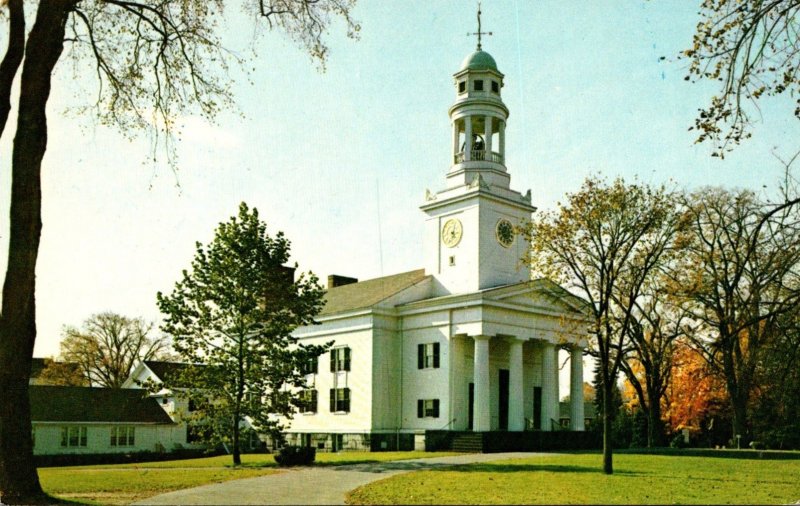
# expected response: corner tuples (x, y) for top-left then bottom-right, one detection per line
(487, 279), (591, 318)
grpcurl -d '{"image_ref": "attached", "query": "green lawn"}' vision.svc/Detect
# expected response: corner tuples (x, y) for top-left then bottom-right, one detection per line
(346, 452), (800, 505)
(39, 451), (459, 505)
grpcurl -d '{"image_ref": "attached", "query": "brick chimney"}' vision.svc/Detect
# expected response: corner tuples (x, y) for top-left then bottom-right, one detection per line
(328, 274), (358, 288)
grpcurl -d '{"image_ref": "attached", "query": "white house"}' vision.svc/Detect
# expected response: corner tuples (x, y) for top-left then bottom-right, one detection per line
(29, 385), (185, 455)
(283, 42), (590, 452)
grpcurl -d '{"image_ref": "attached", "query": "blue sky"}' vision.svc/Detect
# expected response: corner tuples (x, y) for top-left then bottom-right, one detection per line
(0, 1), (795, 368)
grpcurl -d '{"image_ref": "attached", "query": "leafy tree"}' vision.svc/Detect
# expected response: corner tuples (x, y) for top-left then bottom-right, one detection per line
(34, 357), (87, 386)
(526, 177), (679, 473)
(59, 312), (172, 388)
(679, 188), (800, 443)
(157, 202), (326, 466)
(0, 2), (357, 502)
(683, 0), (800, 156)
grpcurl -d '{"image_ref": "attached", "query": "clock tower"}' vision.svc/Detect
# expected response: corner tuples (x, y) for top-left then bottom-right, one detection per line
(421, 35), (536, 295)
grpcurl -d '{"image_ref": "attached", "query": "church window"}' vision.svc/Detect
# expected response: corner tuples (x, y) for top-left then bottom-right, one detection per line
(473, 79), (484, 91)
(449, 255), (456, 266)
(417, 343), (440, 369)
(417, 399), (440, 418)
(458, 80), (466, 93)
(301, 356), (318, 375)
(491, 80), (499, 93)
(299, 389), (318, 413)
(330, 347), (351, 372)
(329, 388), (350, 413)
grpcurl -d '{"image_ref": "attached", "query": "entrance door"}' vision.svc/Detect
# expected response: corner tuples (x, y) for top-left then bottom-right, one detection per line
(533, 386), (542, 430)
(499, 369), (509, 430)
(468, 382), (474, 430)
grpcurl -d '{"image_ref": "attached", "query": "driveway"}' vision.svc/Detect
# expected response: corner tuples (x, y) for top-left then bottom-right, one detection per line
(135, 452), (547, 505)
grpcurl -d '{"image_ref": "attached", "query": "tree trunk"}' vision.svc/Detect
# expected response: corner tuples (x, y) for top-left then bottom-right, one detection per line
(602, 375), (613, 474)
(232, 413), (241, 466)
(0, 0), (25, 137)
(0, 2), (73, 503)
(646, 389), (663, 448)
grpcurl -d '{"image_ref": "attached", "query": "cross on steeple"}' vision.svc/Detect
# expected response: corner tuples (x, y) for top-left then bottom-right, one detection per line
(467, 1), (492, 51)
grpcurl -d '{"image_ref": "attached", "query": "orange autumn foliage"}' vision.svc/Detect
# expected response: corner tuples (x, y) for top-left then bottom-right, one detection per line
(663, 342), (728, 432)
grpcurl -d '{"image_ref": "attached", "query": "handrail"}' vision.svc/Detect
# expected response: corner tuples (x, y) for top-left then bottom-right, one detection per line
(453, 150), (503, 164)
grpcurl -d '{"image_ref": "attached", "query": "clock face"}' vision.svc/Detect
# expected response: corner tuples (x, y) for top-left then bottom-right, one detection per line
(496, 219), (515, 248)
(441, 218), (463, 248)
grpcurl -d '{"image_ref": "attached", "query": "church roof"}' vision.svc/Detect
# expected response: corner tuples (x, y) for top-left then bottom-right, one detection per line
(460, 50), (498, 71)
(320, 269), (429, 316)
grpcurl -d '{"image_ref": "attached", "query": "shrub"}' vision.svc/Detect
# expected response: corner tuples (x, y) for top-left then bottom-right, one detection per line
(670, 432), (689, 449)
(274, 445), (316, 466)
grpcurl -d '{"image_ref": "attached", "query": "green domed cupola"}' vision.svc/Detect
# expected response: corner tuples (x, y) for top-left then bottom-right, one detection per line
(460, 50), (498, 71)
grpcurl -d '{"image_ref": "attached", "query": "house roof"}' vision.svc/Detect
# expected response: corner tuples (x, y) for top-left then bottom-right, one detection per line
(320, 269), (429, 315)
(29, 386), (174, 424)
(142, 360), (195, 386)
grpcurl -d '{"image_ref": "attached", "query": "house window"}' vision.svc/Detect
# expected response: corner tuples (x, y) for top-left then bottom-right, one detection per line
(299, 389), (318, 414)
(329, 387), (351, 413)
(330, 347), (351, 372)
(458, 80), (466, 93)
(474, 79), (484, 91)
(60, 426), (87, 447)
(111, 426), (135, 447)
(301, 355), (319, 375)
(417, 343), (440, 369)
(491, 80), (499, 93)
(417, 399), (440, 418)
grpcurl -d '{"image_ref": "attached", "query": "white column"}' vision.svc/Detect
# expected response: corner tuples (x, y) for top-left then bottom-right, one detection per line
(540, 341), (558, 432)
(498, 120), (506, 163)
(508, 337), (524, 431)
(452, 120), (460, 160)
(484, 115), (492, 158)
(473, 335), (490, 432)
(570, 347), (585, 431)
(464, 116), (473, 161)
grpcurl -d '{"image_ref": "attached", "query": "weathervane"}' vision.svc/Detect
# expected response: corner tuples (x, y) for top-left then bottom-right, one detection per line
(467, 1), (492, 51)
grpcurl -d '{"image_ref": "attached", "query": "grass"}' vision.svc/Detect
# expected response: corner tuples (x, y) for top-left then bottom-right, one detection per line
(346, 452), (800, 505)
(38, 451), (459, 505)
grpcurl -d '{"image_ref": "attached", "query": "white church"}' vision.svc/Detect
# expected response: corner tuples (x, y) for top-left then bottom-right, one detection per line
(284, 38), (591, 452)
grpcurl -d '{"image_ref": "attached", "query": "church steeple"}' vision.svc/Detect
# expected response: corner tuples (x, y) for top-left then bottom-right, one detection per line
(421, 19), (535, 295)
(448, 16), (509, 190)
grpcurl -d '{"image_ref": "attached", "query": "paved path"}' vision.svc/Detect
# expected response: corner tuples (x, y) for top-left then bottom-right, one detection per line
(135, 452), (547, 505)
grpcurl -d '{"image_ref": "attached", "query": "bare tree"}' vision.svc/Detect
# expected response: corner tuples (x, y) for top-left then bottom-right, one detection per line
(60, 312), (172, 388)
(679, 188), (800, 442)
(0, 2), (358, 502)
(684, 0), (800, 157)
(526, 177), (680, 474)
(618, 279), (686, 447)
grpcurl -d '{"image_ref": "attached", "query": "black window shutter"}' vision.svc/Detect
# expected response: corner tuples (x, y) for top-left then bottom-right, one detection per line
(330, 350), (336, 372)
(313, 356), (318, 374)
(329, 389), (335, 412)
(344, 348), (351, 371)
(417, 399), (423, 418)
(417, 344), (424, 369)
(344, 388), (351, 412)
(433, 399), (440, 418)
(312, 390), (318, 412)
(433, 343), (440, 368)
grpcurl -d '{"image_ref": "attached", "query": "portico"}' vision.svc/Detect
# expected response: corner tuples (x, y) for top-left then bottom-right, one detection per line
(466, 334), (585, 433)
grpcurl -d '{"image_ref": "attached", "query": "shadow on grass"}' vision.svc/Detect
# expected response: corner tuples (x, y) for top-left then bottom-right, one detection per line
(327, 460), (642, 476)
(619, 447), (800, 460)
